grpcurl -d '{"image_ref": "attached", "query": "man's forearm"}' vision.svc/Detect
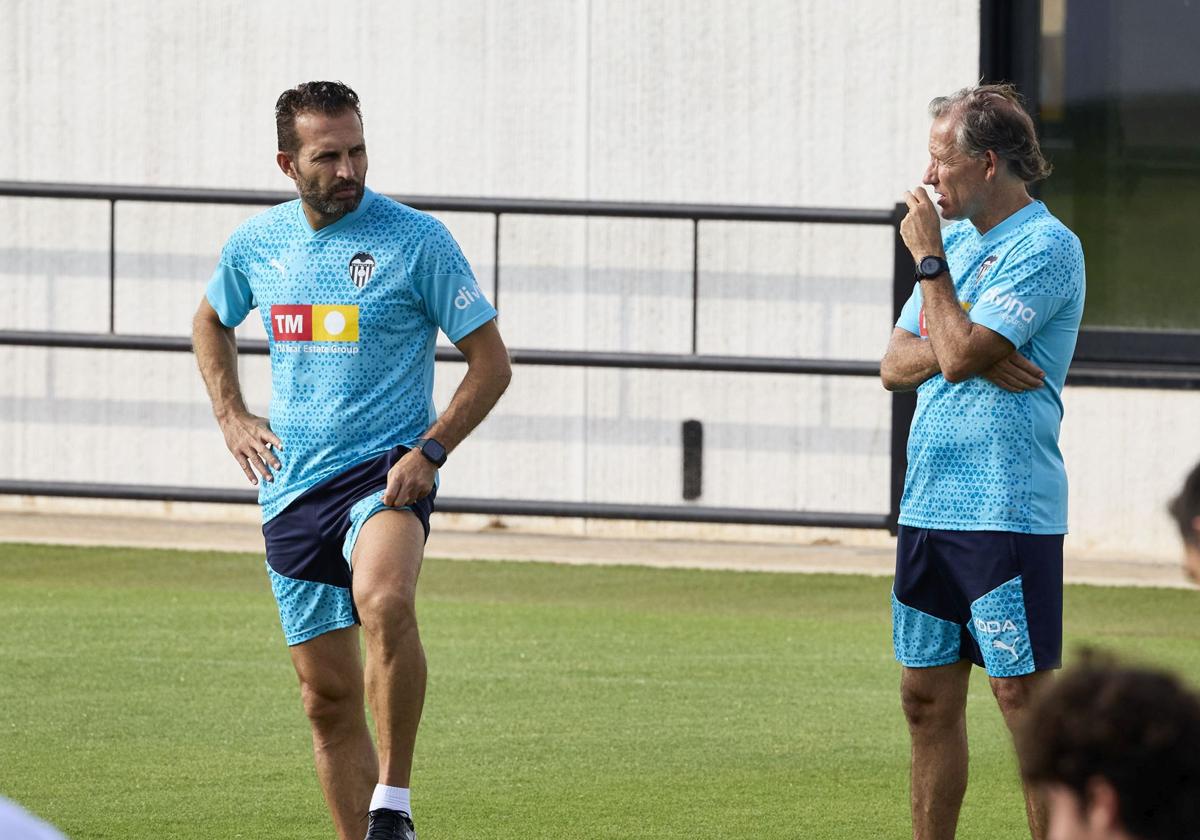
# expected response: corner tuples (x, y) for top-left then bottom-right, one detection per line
(421, 359), (511, 453)
(919, 276), (977, 377)
(192, 308), (248, 421)
(882, 336), (941, 392)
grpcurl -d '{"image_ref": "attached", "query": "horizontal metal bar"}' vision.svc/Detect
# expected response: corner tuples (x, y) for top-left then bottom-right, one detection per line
(0, 479), (889, 529)
(1074, 327), (1200, 366)
(0, 330), (881, 375)
(7, 329), (1200, 385)
(1065, 366), (1200, 390)
(504, 349), (880, 375)
(0, 180), (897, 225)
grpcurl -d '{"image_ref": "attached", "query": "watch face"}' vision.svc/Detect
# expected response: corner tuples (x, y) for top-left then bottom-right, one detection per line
(920, 257), (943, 276)
(421, 439), (447, 465)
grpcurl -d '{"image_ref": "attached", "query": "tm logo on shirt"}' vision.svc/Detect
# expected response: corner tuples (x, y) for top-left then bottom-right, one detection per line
(271, 304), (359, 342)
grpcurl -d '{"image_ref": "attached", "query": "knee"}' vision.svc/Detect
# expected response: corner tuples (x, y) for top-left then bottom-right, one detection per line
(298, 673), (360, 734)
(990, 676), (1039, 718)
(356, 585), (419, 640)
(900, 682), (962, 732)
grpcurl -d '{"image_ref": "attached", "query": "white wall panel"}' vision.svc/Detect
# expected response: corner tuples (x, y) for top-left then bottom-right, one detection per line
(0, 199), (111, 332)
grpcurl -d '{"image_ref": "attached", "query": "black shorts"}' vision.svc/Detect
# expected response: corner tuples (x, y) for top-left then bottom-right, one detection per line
(891, 525), (1063, 677)
(261, 445), (436, 646)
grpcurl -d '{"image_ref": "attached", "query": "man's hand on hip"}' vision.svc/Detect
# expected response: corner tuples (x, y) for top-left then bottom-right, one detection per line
(383, 449), (436, 508)
(219, 412), (283, 485)
(983, 352), (1046, 393)
(900, 187), (945, 261)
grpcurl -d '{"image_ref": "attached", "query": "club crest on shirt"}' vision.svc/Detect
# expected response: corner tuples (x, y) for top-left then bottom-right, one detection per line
(348, 252), (376, 290)
(975, 255), (998, 284)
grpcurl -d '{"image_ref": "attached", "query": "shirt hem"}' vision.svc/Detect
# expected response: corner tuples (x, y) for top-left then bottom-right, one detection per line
(259, 441), (417, 523)
(897, 516), (1067, 535)
(445, 308), (497, 344)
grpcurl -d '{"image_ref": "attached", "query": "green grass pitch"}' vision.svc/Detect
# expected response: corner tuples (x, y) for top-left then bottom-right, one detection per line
(2, 543), (1199, 839)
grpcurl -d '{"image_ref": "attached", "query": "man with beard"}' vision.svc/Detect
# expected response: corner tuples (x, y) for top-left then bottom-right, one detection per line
(193, 81), (511, 840)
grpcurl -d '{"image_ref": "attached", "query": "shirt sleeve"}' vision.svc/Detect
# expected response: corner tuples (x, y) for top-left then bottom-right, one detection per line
(895, 282), (923, 336)
(969, 233), (1080, 349)
(204, 240), (256, 328)
(411, 220), (497, 343)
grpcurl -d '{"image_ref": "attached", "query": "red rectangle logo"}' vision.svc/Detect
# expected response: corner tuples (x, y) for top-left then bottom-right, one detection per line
(271, 305), (312, 341)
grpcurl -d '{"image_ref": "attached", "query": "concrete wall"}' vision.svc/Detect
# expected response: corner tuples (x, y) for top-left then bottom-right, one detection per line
(2, 0), (1192, 560)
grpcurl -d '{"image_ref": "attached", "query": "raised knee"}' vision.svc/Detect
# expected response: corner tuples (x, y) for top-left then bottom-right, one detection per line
(356, 586), (418, 637)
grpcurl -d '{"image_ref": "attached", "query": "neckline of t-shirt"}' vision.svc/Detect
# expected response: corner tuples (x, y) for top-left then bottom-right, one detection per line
(293, 187), (377, 238)
(977, 199), (1045, 244)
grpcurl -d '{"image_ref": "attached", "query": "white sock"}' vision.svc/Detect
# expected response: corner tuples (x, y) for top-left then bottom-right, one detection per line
(369, 784), (411, 817)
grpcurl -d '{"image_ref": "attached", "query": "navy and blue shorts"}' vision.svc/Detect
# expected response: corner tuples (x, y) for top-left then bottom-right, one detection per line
(891, 525), (1063, 678)
(262, 445), (436, 646)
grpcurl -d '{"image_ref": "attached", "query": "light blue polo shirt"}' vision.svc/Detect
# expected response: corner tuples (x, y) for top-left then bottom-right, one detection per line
(206, 187), (497, 522)
(895, 200), (1086, 533)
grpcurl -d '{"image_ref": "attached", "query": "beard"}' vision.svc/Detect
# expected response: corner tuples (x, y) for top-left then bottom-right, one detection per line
(296, 172), (364, 220)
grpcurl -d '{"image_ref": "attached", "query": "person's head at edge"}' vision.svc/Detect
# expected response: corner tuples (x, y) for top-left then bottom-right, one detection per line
(1168, 462), (1200, 583)
(275, 80), (367, 229)
(923, 83), (1051, 230)
(1018, 654), (1200, 840)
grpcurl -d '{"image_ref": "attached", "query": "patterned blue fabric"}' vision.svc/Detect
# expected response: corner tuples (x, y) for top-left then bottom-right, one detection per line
(342, 493), (391, 566)
(206, 188), (496, 522)
(896, 201), (1085, 533)
(266, 564), (356, 645)
(966, 576), (1035, 677)
(891, 590), (962, 668)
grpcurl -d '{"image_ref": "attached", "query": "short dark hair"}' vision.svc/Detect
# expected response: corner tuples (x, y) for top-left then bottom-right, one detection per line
(1169, 462), (1200, 546)
(929, 83), (1052, 183)
(275, 81), (363, 154)
(1019, 654), (1200, 840)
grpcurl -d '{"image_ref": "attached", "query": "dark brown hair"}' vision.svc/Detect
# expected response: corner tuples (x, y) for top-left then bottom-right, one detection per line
(1168, 461), (1200, 546)
(275, 81), (363, 154)
(929, 83), (1052, 183)
(1019, 654), (1200, 840)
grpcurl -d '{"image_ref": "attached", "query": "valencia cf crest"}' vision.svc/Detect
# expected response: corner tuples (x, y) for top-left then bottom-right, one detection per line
(348, 252), (376, 290)
(975, 255), (998, 283)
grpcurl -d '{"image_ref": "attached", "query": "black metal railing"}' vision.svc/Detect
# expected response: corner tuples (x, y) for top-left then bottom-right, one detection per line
(1, 181), (1197, 534)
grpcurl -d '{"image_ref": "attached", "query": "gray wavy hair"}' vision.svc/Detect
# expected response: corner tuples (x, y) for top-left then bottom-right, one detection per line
(929, 83), (1052, 183)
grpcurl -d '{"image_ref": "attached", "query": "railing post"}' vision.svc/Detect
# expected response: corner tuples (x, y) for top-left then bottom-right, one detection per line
(888, 203), (916, 536)
(109, 199), (117, 334)
(691, 217), (699, 354)
(492, 211), (501, 314)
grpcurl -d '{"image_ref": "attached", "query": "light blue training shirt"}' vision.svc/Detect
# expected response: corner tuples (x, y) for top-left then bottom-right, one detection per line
(896, 200), (1085, 533)
(205, 187), (497, 522)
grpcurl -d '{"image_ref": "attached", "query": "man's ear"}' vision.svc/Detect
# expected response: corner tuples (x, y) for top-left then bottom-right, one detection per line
(276, 151), (298, 182)
(1084, 777), (1121, 831)
(983, 149), (1001, 181)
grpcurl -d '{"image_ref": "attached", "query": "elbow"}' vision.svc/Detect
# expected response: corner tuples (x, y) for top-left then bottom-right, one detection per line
(940, 362), (971, 384)
(495, 354), (513, 393)
(879, 358), (899, 392)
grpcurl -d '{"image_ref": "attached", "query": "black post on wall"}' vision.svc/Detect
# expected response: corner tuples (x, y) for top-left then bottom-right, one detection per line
(888, 204), (917, 535)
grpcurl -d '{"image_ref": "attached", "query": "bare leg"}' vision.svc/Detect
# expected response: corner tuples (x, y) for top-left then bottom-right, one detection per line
(289, 626), (377, 840)
(901, 661), (973, 840)
(990, 671), (1054, 840)
(351, 509), (428, 788)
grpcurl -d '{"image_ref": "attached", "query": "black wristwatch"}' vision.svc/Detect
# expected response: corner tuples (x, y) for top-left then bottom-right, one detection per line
(416, 438), (447, 467)
(915, 255), (950, 280)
